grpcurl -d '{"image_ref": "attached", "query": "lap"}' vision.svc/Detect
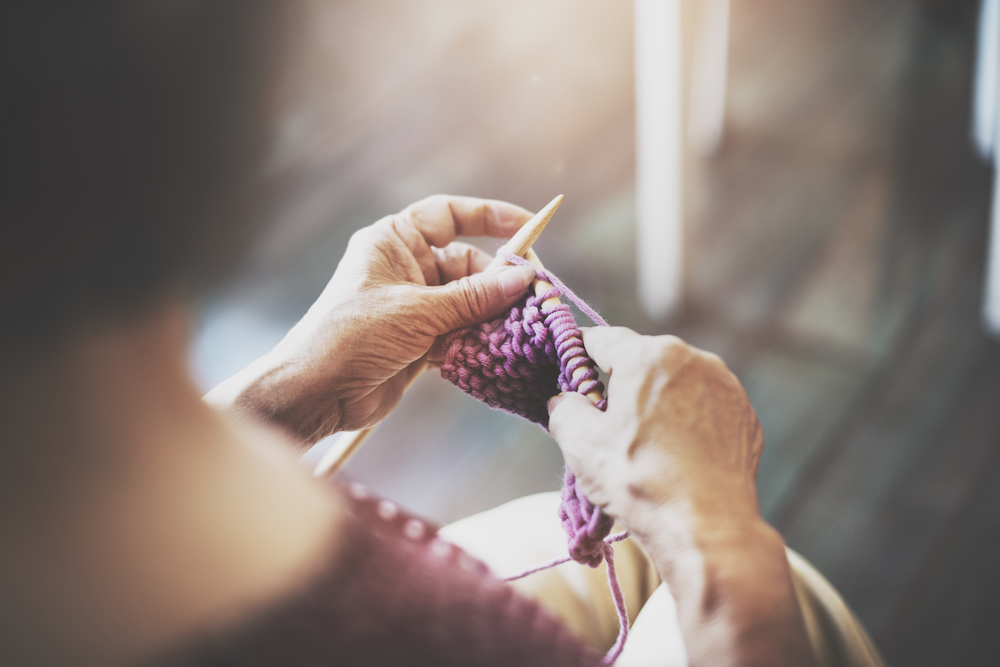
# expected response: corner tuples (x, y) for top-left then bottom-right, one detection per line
(442, 493), (886, 667)
(440, 492), (660, 651)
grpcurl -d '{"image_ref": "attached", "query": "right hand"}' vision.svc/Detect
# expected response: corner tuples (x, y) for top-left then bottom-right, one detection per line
(548, 329), (819, 667)
(546, 327), (765, 542)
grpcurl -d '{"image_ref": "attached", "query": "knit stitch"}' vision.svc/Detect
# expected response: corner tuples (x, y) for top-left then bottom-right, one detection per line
(439, 250), (604, 424)
(439, 285), (603, 428)
(440, 255), (630, 664)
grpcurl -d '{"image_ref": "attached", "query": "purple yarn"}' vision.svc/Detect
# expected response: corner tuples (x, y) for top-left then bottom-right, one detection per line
(560, 468), (615, 567)
(440, 254), (606, 427)
(440, 255), (630, 664)
(500, 530), (630, 581)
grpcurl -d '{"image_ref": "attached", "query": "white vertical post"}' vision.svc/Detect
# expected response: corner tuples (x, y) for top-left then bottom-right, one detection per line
(688, 0), (730, 155)
(977, 0), (1000, 334)
(973, 0), (999, 160)
(635, 0), (684, 322)
(984, 149), (1000, 334)
(988, 162), (1000, 330)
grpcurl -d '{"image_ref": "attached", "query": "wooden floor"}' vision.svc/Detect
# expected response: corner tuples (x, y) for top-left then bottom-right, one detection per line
(197, 1), (998, 663)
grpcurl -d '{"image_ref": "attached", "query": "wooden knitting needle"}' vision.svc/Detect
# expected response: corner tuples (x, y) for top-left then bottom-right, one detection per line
(313, 357), (428, 478)
(524, 248), (605, 406)
(314, 195), (564, 479)
(486, 194), (563, 270)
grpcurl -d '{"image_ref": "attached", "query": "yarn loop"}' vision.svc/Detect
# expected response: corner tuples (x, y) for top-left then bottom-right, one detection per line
(440, 254), (629, 664)
(440, 283), (603, 428)
(560, 469), (615, 567)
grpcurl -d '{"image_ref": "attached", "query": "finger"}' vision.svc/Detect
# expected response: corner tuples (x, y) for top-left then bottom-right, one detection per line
(376, 217), (440, 286)
(417, 264), (535, 334)
(580, 326), (643, 375)
(400, 195), (534, 248)
(432, 242), (494, 284)
(406, 356), (429, 383)
(547, 391), (604, 462)
(425, 336), (447, 367)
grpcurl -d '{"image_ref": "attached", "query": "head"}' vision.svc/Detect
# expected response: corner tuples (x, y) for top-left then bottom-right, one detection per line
(1, 1), (291, 354)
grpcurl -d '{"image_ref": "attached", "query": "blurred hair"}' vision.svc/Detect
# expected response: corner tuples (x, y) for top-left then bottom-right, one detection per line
(1, 1), (288, 349)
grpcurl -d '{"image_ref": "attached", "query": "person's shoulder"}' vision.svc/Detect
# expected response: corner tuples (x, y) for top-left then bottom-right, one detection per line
(140, 481), (603, 667)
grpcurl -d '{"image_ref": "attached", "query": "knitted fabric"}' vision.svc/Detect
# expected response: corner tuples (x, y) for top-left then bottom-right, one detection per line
(440, 254), (630, 664)
(439, 265), (605, 429)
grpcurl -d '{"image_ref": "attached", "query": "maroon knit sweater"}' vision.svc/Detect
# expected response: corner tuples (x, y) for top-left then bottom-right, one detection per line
(141, 482), (605, 667)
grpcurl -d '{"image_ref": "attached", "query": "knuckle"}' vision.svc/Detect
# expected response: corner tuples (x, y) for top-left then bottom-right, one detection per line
(348, 223), (377, 246)
(548, 411), (568, 439)
(547, 394), (574, 421)
(408, 194), (446, 218)
(446, 241), (474, 261)
(548, 395), (583, 431)
(607, 325), (636, 340)
(392, 208), (418, 230)
(362, 216), (399, 244)
(649, 334), (693, 367)
(659, 334), (689, 351)
(695, 347), (726, 368)
(455, 276), (491, 317)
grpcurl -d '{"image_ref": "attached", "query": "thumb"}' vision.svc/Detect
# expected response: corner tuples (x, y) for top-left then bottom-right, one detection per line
(547, 391), (604, 464)
(422, 264), (536, 333)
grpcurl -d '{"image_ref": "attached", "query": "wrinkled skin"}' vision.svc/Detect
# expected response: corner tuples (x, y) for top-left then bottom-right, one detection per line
(549, 327), (763, 529)
(548, 328), (816, 667)
(206, 195), (537, 444)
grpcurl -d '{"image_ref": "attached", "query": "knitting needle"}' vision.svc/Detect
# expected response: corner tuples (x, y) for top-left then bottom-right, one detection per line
(486, 194), (563, 269)
(524, 247), (605, 406)
(313, 357), (428, 478)
(314, 195), (564, 479)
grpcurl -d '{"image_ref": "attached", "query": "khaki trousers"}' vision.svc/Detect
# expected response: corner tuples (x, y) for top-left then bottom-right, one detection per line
(441, 493), (885, 667)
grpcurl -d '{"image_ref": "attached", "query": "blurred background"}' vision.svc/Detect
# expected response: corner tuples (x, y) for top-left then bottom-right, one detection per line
(191, 0), (998, 664)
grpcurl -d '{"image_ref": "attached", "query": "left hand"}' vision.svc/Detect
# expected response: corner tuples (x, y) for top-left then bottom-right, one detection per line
(205, 195), (537, 444)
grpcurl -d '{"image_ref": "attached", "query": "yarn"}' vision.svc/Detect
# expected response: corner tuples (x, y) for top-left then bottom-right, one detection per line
(440, 252), (630, 664)
(500, 529), (631, 582)
(559, 468), (615, 567)
(439, 253), (607, 427)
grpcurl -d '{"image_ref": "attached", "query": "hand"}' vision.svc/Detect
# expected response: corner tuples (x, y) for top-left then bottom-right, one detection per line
(547, 326), (764, 536)
(548, 328), (816, 667)
(205, 195), (537, 444)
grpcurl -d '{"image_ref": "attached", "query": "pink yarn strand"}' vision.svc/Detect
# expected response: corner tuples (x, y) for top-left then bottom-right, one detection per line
(498, 251), (609, 327)
(601, 543), (629, 664)
(499, 530), (630, 582)
(500, 554), (572, 582)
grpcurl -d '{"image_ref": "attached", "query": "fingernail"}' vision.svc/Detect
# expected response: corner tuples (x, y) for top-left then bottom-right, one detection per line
(547, 394), (564, 413)
(498, 265), (535, 297)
